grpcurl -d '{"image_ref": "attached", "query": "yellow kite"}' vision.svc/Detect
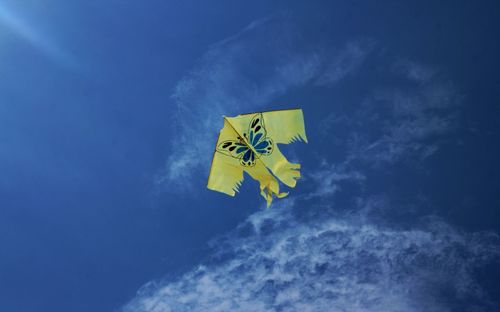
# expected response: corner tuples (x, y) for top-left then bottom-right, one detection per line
(207, 109), (308, 206)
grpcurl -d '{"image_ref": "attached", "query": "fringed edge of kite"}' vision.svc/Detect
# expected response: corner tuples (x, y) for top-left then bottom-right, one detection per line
(207, 172), (245, 197)
(286, 133), (308, 144)
(232, 178), (244, 194)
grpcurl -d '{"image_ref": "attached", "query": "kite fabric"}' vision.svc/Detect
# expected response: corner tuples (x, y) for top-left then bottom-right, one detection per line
(207, 109), (308, 206)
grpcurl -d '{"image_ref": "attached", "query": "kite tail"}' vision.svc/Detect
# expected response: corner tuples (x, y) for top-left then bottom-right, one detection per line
(260, 180), (288, 207)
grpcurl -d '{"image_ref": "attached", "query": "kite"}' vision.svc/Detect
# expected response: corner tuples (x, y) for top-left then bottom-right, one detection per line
(207, 109), (308, 206)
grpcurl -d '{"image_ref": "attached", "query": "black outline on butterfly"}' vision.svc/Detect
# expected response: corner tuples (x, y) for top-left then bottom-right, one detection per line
(216, 113), (274, 167)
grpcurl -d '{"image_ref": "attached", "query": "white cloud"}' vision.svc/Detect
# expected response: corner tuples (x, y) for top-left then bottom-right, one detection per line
(392, 59), (436, 83)
(317, 59), (463, 166)
(306, 161), (365, 198)
(315, 39), (375, 86)
(357, 82), (460, 164)
(123, 198), (500, 312)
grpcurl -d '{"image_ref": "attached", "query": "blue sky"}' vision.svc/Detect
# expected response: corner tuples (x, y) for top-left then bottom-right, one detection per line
(1, 1), (500, 311)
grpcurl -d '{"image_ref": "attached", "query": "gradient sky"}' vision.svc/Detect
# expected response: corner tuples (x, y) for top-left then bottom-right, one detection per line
(1, 1), (500, 311)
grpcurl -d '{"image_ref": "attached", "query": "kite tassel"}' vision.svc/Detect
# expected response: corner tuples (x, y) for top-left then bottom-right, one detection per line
(260, 181), (288, 207)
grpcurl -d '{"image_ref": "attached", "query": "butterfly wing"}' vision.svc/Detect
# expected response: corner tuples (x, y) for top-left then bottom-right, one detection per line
(248, 113), (274, 156)
(217, 140), (249, 158)
(217, 140), (256, 167)
(253, 137), (273, 155)
(240, 149), (256, 167)
(247, 113), (266, 145)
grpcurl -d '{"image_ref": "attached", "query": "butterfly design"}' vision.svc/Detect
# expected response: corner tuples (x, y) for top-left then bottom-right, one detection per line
(217, 113), (274, 166)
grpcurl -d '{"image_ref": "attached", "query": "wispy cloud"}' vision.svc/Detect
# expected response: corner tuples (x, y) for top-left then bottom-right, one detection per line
(305, 160), (365, 199)
(392, 59), (437, 83)
(123, 198), (500, 312)
(315, 39), (375, 86)
(355, 83), (460, 165)
(319, 59), (463, 166)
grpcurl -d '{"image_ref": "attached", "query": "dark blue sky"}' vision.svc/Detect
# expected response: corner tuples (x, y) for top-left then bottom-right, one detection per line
(1, 1), (499, 311)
